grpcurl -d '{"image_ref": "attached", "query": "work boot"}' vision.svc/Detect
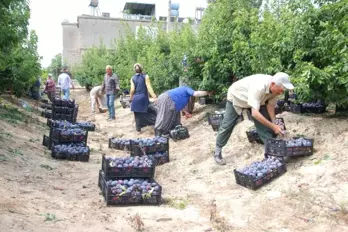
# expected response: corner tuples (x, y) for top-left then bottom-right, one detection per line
(213, 152), (226, 165)
(213, 145), (226, 165)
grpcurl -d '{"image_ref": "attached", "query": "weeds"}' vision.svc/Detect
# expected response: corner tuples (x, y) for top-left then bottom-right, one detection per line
(0, 132), (13, 139)
(129, 213), (144, 231)
(0, 106), (24, 124)
(8, 148), (23, 156)
(40, 213), (56, 221)
(163, 196), (189, 210)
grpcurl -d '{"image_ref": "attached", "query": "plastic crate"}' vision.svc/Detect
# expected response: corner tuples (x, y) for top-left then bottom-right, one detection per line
(289, 103), (303, 113)
(108, 138), (131, 151)
(169, 125), (190, 141)
(130, 137), (169, 156)
(41, 110), (52, 119)
(51, 145), (90, 162)
(246, 130), (263, 144)
(208, 113), (224, 131)
(51, 128), (88, 144)
(265, 137), (314, 157)
(149, 151), (170, 166)
(75, 122), (96, 132)
(99, 173), (162, 206)
(120, 95), (131, 108)
(42, 135), (49, 147)
(102, 155), (155, 178)
(302, 105), (326, 114)
(234, 160), (287, 190)
(40, 103), (52, 110)
(198, 97), (215, 105)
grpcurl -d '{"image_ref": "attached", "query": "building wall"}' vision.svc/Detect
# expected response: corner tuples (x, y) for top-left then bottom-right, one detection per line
(62, 15), (199, 67)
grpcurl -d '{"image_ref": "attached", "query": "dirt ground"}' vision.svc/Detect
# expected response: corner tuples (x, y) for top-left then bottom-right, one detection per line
(0, 88), (348, 232)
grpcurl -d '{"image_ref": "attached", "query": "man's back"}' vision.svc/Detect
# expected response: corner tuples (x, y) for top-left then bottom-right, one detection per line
(58, 73), (71, 89)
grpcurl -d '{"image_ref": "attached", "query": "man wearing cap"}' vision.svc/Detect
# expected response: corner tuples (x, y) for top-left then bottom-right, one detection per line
(213, 72), (294, 165)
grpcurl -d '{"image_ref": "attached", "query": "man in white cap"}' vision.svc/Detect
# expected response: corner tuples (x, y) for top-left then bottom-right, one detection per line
(213, 72), (294, 165)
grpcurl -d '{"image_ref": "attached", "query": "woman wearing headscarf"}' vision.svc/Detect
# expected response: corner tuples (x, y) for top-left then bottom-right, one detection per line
(154, 86), (212, 137)
(129, 63), (157, 132)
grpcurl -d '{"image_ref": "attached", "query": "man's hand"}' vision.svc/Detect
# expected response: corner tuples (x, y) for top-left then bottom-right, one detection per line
(272, 124), (284, 135)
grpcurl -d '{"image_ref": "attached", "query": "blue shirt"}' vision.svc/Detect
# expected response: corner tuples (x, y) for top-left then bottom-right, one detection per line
(168, 86), (195, 112)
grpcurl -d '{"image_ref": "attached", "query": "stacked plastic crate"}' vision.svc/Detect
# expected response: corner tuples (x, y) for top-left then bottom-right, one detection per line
(41, 99), (94, 162)
(98, 136), (168, 206)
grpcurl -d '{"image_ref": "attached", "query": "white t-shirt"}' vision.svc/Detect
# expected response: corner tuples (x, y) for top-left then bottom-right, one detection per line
(58, 73), (72, 90)
(227, 74), (278, 115)
(90, 85), (103, 97)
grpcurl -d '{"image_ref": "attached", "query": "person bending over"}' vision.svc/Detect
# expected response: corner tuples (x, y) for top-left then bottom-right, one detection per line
(213, 72), (294, 165)
(154, 86), (212, 137)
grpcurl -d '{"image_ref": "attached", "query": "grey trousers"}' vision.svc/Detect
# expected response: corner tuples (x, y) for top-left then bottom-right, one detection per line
(216, 100), (275, 148)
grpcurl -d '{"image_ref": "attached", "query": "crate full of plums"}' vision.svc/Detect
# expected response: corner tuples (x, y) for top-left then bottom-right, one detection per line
(109, 138), (131, 151)
(130, 137), (169, 156)
(41, 110), (51, 119)
(102, 155), (155, 178)
(75, 121), (95, 132)
(208, 113), (224, 131)
(265, 137), (314, 157)
(52, 98), (75, 108)
(99, 171), (162, 206)
(234, 157), (287, 190)
(302, 101), (326, 114)
(51, 128), (88, 144)
(51, 143), (90, 162)
(148, 151), (170, 166)
(47, 119), (95, 132)
(40, 102), (52, 110)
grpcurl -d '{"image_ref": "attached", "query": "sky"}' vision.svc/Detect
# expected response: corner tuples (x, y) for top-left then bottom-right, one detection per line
(28, 0), (208, 68)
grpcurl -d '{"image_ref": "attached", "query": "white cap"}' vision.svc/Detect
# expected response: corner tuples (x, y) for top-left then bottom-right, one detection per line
(48, 73), (53, 77)
(272, 72), (294, 90)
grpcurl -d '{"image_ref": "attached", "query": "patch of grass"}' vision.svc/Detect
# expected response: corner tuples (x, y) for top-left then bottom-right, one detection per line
(40, 164), (54, 170)
(0, 106), (25, 124)
(0, 154), (8, 161)
(0, 132), (13, 139)
(29, 138), (40, 143)
(163, 196), (189, 210)
(8, 148), (23, 156)
(40, 213), (56, 221)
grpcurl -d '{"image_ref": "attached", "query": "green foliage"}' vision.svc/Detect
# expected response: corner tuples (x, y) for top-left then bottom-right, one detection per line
(72, 0), (348, 105)
(47, 53), (62, 81)
(0, 0), (41, 97)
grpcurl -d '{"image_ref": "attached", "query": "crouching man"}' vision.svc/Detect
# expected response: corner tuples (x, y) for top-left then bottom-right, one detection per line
(90, 85), (107, 113)
(214, 72), (294, 165)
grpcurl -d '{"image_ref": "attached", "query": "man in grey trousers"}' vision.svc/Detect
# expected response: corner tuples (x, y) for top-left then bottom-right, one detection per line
(101, 65), (120, 121)
(214, 72), (294, 165)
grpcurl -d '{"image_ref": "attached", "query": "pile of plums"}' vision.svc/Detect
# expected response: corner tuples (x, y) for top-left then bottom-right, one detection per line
(285, 137), (312, 147)
(106, 178), (161, 196)
(53, 143), (89, 155)
(131, 137), (168, 147)
(105, 155), (154, 168)
(237, 157), (283, 180)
